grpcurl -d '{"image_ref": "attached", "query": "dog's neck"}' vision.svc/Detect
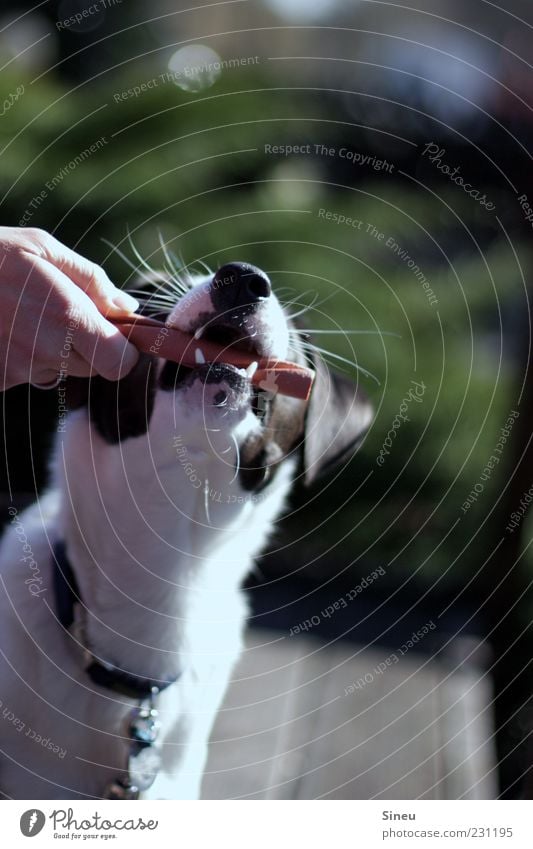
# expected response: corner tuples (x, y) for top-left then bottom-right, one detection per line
(54, 408), (293, 683)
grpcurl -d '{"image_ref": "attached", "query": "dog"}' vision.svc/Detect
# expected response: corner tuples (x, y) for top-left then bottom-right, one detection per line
(0, 260), (372, 799)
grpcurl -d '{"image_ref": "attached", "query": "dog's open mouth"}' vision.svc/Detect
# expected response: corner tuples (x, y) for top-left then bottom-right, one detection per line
(112, 313), (314, 400)
(165, 319), (262, 390)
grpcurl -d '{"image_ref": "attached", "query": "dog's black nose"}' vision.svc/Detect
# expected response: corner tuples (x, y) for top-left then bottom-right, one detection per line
(212, 262), (271, 308)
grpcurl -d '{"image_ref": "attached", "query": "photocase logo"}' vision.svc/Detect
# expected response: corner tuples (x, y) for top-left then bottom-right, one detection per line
(20, 809), (46, 837)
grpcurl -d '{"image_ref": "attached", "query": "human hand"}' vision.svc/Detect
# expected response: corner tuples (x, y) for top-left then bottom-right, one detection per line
(0, 227), (140, 390)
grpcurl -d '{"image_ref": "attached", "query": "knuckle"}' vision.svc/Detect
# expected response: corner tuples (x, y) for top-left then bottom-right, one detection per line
(89, 264), (107, 290)
(25, 227), (47, 241)
(25, 228), (55, 253)
(91, 263), (112, 292)
(80, 260), (107, 295)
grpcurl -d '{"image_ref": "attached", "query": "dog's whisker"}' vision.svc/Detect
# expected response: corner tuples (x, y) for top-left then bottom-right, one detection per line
(102, 238), (187, 304)
(101, 239), (157, 285)
(133, 291), (177, 305)
(132, 287), (175, 298)
(127, 230), (162, 280)
(281, 292), (315, 313)
(161, 271), (188, 296)
(188, 259), (213, 277)
(135, 301), (176, 314)
(287, 331), (310, 343)
(292, 329), (400, 337)
(282, 287), (338, 315)
(286, 294), (322, 320)
(158, 273), (187, 294)
(160, 240), (187, 277)
(298, 341), (380, 384)
(136, 303), (174, 314)
(287, 290), (340, 321)
(287, 308), (316, 321)
(105, 235), (184, 305)
(280, 287), (314, 305)
(158, 231), (184, 281)
(134, 303), (173, 313)
(125, 245), (187, 301)
(157, 273), (188, 298)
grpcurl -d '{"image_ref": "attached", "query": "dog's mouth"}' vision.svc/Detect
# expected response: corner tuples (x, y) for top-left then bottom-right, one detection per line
(147, 261), (300, 405)
(158, 316), (265, 400)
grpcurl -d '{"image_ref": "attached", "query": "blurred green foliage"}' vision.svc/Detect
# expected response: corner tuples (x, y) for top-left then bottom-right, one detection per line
(0, 62), (526, 597)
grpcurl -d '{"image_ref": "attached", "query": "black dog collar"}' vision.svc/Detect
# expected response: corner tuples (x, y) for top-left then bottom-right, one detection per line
(52, 540), (179, 699)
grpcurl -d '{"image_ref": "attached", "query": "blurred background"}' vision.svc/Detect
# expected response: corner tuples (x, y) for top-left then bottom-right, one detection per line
(0, 0), (532, 799)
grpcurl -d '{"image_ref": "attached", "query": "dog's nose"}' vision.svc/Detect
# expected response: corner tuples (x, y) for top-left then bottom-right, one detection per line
(212, 262), (271, 308)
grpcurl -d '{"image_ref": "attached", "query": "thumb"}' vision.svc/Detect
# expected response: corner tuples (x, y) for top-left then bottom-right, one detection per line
(29, 255), (140, 382)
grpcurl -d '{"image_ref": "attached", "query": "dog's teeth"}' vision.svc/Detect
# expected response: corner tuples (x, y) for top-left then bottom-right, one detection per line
(246, 361), (259, 378)
(194, 327), (204, 340)
(195, 348), (206, 364)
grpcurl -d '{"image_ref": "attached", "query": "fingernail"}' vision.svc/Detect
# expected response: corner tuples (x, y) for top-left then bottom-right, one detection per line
(112, 290), (139, 312)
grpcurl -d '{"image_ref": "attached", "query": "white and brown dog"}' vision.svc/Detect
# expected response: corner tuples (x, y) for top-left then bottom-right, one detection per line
(0, 261), (372, 799)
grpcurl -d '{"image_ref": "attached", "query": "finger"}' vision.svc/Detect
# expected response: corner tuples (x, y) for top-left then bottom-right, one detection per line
(29, 256), (140, 381)
(70, 311), (140, 382)
(30, 369), (61, 387)
(28, 230), (138, 315)
(60, 353), (95, 378)
(58, 351), (95, 379)
(29, 355), (94, 387)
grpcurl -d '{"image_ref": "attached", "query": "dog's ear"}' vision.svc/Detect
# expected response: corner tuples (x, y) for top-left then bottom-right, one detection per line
(303, 354), (373, 485)
(65, 353), (157, 444)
